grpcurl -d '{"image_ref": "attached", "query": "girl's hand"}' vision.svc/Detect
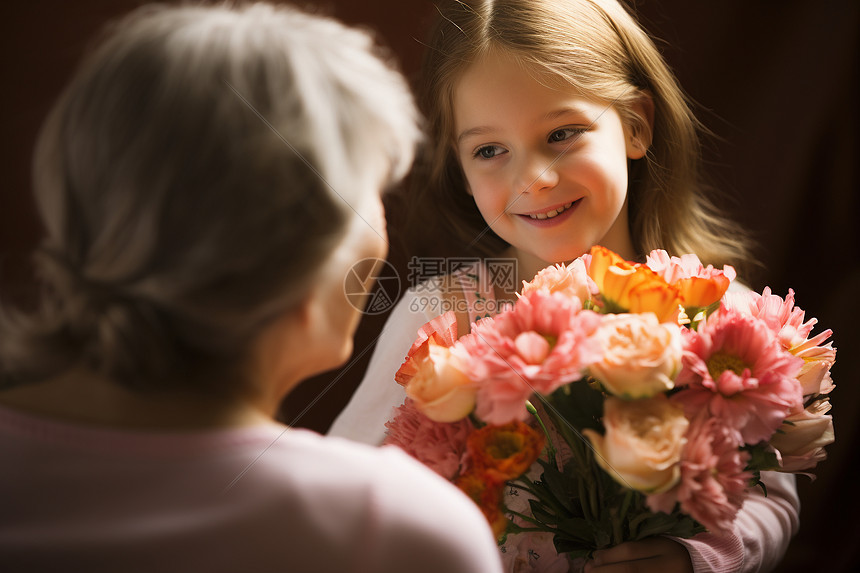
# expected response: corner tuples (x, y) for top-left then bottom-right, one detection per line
(582, 538), (693, 573)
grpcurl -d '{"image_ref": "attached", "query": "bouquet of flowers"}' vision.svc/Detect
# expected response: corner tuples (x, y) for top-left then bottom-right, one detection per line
(384, 245), (836, 565)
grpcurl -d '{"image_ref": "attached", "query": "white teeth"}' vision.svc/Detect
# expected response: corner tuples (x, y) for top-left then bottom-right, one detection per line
(528, 202), (574, 220)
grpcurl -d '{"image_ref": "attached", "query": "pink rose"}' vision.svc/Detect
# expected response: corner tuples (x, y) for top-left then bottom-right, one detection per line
(583, 395), (688, 493)
(770, 398), (835, 472)
(404, 341), (477, 422)
(588, 313), (682, 398)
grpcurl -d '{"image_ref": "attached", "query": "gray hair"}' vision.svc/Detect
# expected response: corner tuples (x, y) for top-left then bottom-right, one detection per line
(0, 2), (421, 393)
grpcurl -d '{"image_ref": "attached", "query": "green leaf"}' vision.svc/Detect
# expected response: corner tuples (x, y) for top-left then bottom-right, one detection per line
(546, 380), (605, 433)
(630, 512), (684, 540)
(555, 517), (597, 542)
(529, 498), (557, 523)
(743, 442), (780, 472)
(537, 458), (578, 507)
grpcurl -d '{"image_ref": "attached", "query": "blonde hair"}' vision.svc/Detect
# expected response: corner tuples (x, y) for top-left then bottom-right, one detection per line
(0, 2), (421, 392)
(415, 0), (750, 268)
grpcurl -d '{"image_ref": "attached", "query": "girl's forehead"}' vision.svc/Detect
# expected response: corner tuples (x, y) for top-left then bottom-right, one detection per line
(453, 54), (599, 121)
(454, 48), (586, 103)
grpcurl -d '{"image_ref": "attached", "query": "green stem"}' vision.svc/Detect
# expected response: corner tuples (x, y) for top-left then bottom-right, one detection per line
(526, 400), (557, 466)
(506, 509), (557, 533)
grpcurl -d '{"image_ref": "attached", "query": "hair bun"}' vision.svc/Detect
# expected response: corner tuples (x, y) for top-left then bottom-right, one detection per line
(30, 247), (175, 388)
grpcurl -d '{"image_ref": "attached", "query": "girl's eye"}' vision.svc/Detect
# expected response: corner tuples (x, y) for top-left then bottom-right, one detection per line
(548, 128), (585, 143)
(473, 145), (505, 159)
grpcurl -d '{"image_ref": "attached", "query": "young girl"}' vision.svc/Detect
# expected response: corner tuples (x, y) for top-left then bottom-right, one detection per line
(330, 0), (799, 571)
(0, 3), (506, 571)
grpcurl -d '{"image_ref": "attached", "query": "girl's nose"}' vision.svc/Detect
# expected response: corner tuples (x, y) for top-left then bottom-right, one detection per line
(515, 153), (559, 195)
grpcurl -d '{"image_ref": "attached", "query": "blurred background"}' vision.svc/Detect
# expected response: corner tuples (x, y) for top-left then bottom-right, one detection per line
(2, 1), (857, 570)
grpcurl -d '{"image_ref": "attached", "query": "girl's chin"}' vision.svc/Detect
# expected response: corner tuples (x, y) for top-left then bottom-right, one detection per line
(508, 245), (590, 283)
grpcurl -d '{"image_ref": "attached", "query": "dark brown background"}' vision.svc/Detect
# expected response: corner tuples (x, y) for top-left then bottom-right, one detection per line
(2, 1), (857, 571)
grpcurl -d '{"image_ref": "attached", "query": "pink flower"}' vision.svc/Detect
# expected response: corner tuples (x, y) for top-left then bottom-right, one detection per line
(383, 399), (474, 480)
(645, 249), (736, 310)
(723, 287), (836, 398)
(521, 257), (597, 304)
(648, 413), (751, 535)
(460, 290), (602, 425)
(673, 307), (803, 444)
(770, 398), (835, 472)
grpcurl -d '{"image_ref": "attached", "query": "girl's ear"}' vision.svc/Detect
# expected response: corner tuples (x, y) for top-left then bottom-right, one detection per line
(625, 91), (655, 160)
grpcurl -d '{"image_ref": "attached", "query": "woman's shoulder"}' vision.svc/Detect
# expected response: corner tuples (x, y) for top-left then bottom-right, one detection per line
(260, 429), (495, 525)
(220, 429), (503, 572)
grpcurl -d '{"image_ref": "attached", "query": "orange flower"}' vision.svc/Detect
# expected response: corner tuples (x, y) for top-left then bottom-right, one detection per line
(467, 421), (545, 481)
(587, 246), (681, 323)
(644, 249), (735, 310)
(455, 471), (508, 539)
(586, 245), (630, 294)
(675, 275), (731, 309)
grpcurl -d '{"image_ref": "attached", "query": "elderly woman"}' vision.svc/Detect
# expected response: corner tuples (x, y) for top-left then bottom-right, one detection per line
(0, 3), (503, 572)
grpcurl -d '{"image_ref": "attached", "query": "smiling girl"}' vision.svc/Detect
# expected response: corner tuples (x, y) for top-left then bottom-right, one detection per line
(330, 1), (799, 571)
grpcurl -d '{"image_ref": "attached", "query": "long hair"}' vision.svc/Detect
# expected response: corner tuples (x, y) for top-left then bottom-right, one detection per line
(0, 3), (421, 393)
(413, 0), (751, 268)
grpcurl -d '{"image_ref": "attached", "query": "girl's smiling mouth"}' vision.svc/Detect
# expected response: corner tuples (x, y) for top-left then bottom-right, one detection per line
(516, 199), (580, 226)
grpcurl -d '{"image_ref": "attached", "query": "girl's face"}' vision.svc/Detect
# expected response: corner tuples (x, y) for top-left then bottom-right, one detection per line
(453, 51), (646, 271)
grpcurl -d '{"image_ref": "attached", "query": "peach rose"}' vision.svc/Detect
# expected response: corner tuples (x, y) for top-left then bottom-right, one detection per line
(589, 313), (682, 398)
(770, 398), (835, 472)
(405, 341), (477, 422)
(522, 258), (596, 304)
(583, 395), (688, 493)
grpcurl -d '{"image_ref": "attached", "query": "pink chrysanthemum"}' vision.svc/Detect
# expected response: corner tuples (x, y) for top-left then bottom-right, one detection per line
(673, 307), (803, 444)
(383, 399), (474, 480)
(723, 287), (836, 398)
(648, 413), (751, 535)
(460, 290), (602, 425)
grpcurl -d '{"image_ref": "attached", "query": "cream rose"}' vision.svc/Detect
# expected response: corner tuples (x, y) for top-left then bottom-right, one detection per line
(583, 395), (688, 493)
(405, 341), (477, 423)
(521, 258), (596, 304)
(588, 313), (682, 398)
(770, 398), (835, 472)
